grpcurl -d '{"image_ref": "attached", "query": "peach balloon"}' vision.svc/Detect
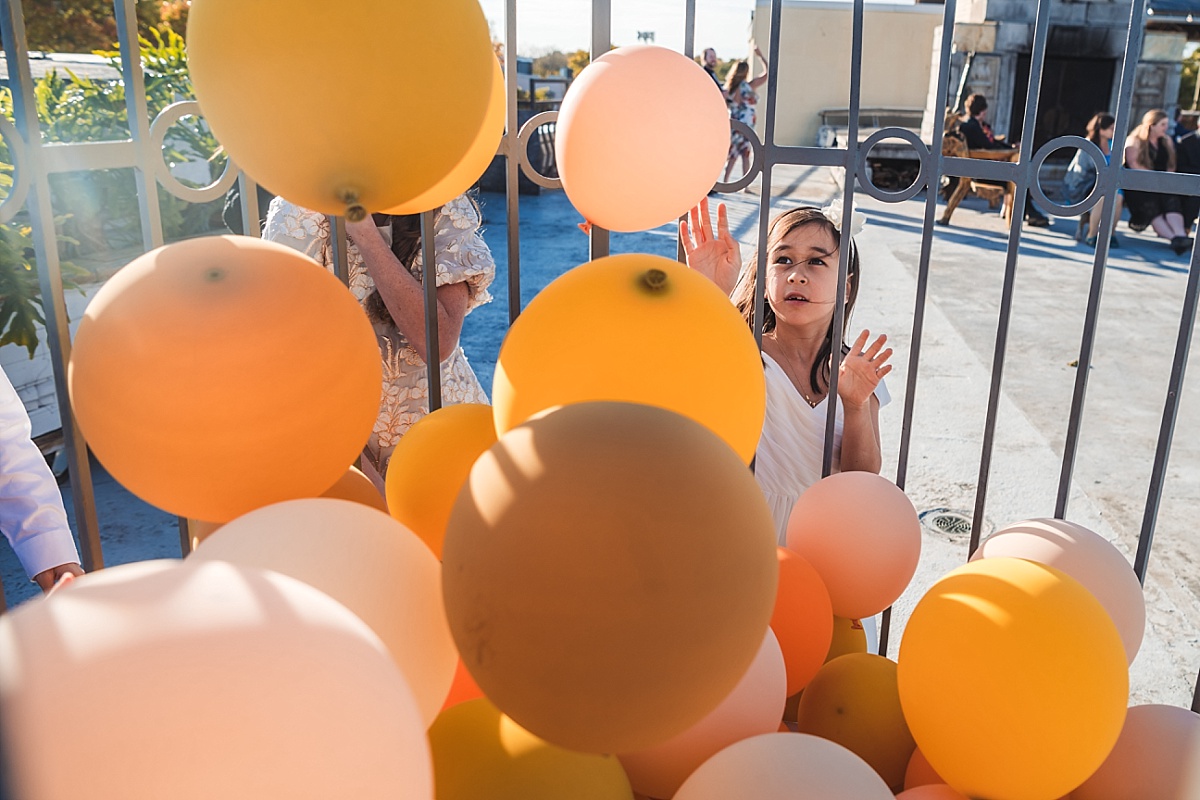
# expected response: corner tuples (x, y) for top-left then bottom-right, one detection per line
(673, 733), (894, 800)
(321, 465), (388, 512)
(972, 517), (1145, 663)
(492, 254), (765, 464)
(1072, 704), (1200, 800)
(385, 403), (497, 559)
(68, 236), (380, 522)
(191, 498), (456, 725)
(786, 472), (921, 618)
(771, 548), (834, 695)
(429, 699), (633, 800)
(898, 558), (1128, 800)
(896, 785), (970, 800)
(618, 627), (787, 799)
(382, 59), (506, 215)
(555, 45), (729, 232)
(188, 0), (493, 216)
(442, 402), (779, 753)
(0, 560), (430, 800)
(905, 746), (946, 790)
(796, 654), (916, 792)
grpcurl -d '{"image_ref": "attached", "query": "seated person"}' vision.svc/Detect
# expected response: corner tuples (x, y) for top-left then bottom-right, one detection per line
(957, 93), (1050, 228)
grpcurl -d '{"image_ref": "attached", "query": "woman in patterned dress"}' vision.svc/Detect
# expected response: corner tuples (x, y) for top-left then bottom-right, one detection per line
(263, 194), (495, 489)
(723, 45), (769, 183)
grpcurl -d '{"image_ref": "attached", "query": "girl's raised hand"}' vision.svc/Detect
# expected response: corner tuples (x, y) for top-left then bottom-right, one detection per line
(838, 330), (893, 409)
(680, 197), (741, 296)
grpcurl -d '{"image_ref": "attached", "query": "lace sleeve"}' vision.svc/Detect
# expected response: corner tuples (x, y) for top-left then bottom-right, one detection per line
(261, 197), (332, 270)
(431, 194), (496, 314)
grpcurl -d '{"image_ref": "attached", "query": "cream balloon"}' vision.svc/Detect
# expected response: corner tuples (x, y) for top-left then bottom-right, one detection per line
(0, 560), (431, 800)
(191, 498), (456, 725)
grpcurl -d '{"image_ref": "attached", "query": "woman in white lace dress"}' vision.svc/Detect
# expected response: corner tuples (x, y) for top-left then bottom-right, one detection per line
(263, 194), (495, 486)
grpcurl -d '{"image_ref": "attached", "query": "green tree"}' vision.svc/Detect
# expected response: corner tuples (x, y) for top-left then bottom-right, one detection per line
(21, 0), (185, 53)
(532, 49), (568, 77)
(567, 49), (590, 77)
(1181, 48), (1200, 111)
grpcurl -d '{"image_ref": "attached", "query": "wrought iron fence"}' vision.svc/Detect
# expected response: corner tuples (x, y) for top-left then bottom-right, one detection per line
(3, 0), (1200, 707)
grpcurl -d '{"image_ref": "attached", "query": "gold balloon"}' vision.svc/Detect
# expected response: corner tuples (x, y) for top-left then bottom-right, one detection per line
(492, 255), (765, 464)
(443, 402), (779, 753)
(187, 0), (493, 216)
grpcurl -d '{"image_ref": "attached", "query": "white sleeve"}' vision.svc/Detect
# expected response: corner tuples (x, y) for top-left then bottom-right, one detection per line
(0, 367), (79, 578)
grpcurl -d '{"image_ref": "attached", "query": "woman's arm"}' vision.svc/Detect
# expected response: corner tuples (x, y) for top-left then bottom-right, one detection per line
(345, 219), (470, 364)
(748, 45), (769, 89)
(1125, 136), (1146, 170)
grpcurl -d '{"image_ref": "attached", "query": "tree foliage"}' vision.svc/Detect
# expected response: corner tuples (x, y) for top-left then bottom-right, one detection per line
(567, 49), (590, 78)
(532, 49), (568, 78)
(21, 0), (186, 53)
(1181, 47), (1200, 112)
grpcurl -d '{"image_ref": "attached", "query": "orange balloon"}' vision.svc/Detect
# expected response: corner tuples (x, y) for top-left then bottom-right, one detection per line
(383, 60), (505, 215)
(771, 548), (834, 695)
(796, 654), (916, 792)
(618, 628), (786, 799)
(441, 658), (485, 712)
(188, 0), (493, 215)
(556, 45), (729, 232)
(1072, 704), (1200, 800)
(904, 746), (945, 790)
(191, 499), (457, 726)
(442, 402), (779, 753)
(492, 254), (764, 464)
(429, 699), (633, 800)
(785, 472), (921, 618)
(321, 465), (387, 512)
(68, 236), (380, 522)
(673, 733), (894, 800)
(0, 560), (430, 800)
(897, 558), (1128, 800)
(385, 403), (496, 558)
(896, 785), (970, 800)
(972, 517), (1146, 663)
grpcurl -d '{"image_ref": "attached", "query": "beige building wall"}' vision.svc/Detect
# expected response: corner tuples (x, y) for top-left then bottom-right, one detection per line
(750, 0), (943, 146)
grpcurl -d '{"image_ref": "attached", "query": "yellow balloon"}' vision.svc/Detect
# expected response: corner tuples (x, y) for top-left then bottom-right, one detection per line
(897, 558), (1128, 800)
(827, 616), (869, 662)
(429, 699), (633, 800)
(385, 403), (497, 559)
(383, 60), (506, 215)
(0, 561), (431, 800)
(191, 499), (457, 726)
(187, 0), (493, 216)
(492, 255), (765, 463)
(795, 654), (916, 793)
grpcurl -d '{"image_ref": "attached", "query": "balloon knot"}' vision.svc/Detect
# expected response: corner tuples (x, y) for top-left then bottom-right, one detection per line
(641, 268), (669, 291)
(204, 268), (225, 282)
(339, 189), (367, 223)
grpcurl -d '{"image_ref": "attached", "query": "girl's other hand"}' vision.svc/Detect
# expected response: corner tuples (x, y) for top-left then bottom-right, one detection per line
(680, 197), (741, 296)
(838, 330), (893, 409)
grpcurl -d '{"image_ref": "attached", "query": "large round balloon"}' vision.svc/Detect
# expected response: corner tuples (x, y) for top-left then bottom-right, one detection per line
(385, 403), (497, 559)
(1072, 704), (1200, 800)
(191, 498), (456, 725)
(442, 402), (779, 753)
(187, 0), (493, 217)
(492, 254), (764, 463)
(673, 733), (894, 800)
(771, 548), (834, 695)
(383, 59), (506, 216)
(795, 654), (915, 792)
(618, 628), (786, 799)
(904, 747), (946, 790)
(972, 517), (1145, 663)
(556, 45), (729, 232)
(786, 472), (921, 618)
(895, 786), (970, 800)
(897, 557), (1128, 800)
(429, 699), (633, 800)
(0, 560), (430, 800)
(68, 236), (380, 522)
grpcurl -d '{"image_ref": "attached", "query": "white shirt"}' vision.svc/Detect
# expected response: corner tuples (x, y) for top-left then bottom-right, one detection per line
(0, 366), (80, 578)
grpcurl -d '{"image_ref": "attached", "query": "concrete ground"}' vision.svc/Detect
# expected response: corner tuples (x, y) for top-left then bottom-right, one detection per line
(3, 165), (1197, 707)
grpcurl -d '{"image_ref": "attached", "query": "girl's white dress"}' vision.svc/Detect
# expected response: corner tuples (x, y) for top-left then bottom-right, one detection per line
(754, 352), (891, 546)
(263, 195), (495, 474)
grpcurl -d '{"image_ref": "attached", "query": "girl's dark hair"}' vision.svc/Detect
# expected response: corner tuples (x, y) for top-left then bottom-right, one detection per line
(729, 206), (860, 397)
(1086, 112), (1116, 147)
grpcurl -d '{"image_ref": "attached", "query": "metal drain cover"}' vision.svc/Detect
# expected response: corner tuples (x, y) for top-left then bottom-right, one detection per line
(918, 508), (975, 539)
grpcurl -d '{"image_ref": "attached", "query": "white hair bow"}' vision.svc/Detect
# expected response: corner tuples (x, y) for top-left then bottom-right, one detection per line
(820, 198), (866, 239)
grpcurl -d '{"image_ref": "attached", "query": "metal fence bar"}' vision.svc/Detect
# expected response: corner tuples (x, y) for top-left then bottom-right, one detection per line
(967, 0), (1053, 557)
(503, 0), (522, 324)
(751, 0), (781, 353)
(677, 0), (697, 265)
(587, 0), (611, 260)
(114, 0), (163, 252)
(421, 209), (443, 411)
(0, 0), (103, 571)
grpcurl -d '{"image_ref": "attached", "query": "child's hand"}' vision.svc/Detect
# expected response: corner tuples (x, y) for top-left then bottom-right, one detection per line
(680, 197), (741, 296)
(838, 330), (893, 410)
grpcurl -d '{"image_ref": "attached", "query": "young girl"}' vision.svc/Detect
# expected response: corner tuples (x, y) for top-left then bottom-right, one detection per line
(1063, 112), (1123, 249)
(680, 197), (892, 544)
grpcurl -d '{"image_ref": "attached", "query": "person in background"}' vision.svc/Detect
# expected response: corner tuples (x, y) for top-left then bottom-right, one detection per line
(700, 47), (723, 93)
(958, 93), (1051, 228)
(723, 45), (769, 183)
(1063, 112), (1123, 249)
(0, 366), (83, 593)
(1124, 108), (1193, 256)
